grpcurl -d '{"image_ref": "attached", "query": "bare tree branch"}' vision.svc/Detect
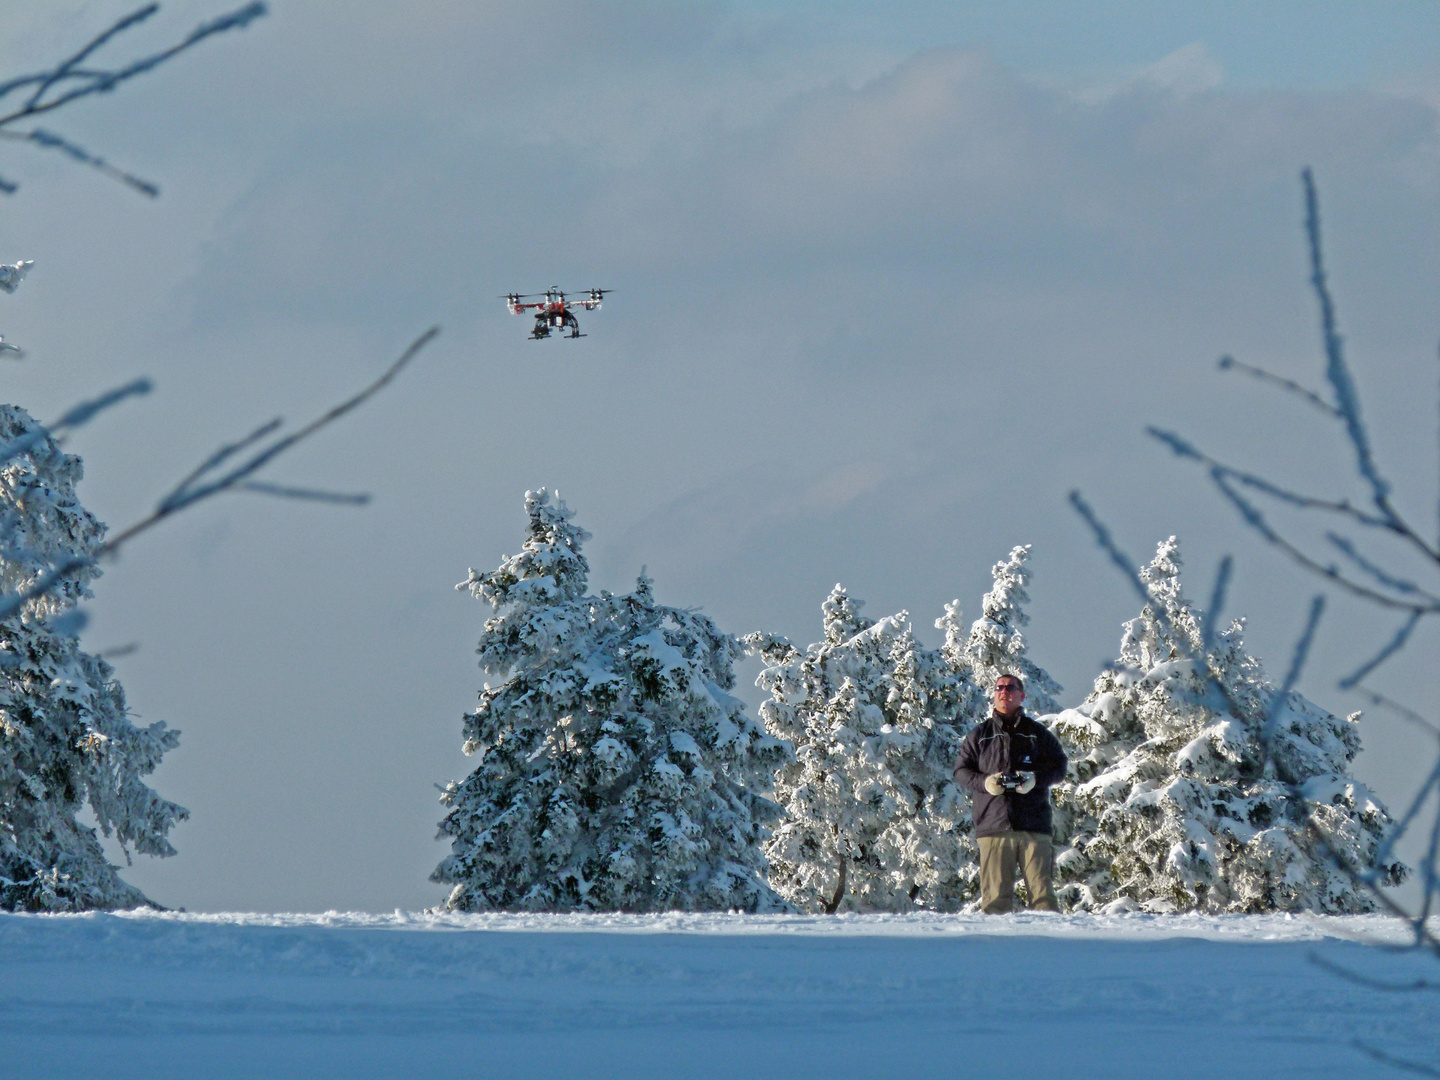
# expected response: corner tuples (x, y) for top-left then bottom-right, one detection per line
(0, 128), (158, 197)
(1339, 612), (1424, 690)
(1217, 354), (1340, 419)
(0, 328), (438, 623)
(0, 2), (267, 197)
(107, 325), (438, 551)
(1257, 593), (1325, 746)
(1326, 534), (1439, 604)
(1304, 168), (1403, 530)
(1353, 1040), (1440, 1078)
(1207, 470), (1436, 614)
(0, 378), (154, 475)
(18, 4), (161, 111)
(1200, 554), (1232, 653)
(1149, 426), (1402, 533)
(239, 481), (370, 505)
(158, 417), (282, 511)
(1309, 952), (1439, 992)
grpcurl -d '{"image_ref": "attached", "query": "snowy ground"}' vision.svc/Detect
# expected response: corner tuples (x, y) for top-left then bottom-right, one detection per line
(4, 910), (1437, 1079)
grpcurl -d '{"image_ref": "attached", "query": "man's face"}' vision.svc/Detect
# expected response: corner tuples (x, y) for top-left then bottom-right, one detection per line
(993, 678), (1025, 715)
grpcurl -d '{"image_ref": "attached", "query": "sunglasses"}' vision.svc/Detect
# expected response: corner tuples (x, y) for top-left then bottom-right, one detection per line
(994, 684), (1023, 693)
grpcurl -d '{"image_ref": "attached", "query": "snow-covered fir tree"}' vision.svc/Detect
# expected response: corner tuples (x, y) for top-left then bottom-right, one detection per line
(0, 258), (33, 356)
(0, 405), (186, 911)
(435, 489), (789, 912)
(1050, 537), (1406, 914)
(953, 544), (1062, 714)
(747, 585), (984, 913)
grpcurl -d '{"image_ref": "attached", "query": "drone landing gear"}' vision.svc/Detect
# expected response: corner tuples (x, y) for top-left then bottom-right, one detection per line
(527, 307), (587, 340)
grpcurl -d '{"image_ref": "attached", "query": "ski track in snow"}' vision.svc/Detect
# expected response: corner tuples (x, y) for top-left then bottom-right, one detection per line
(2, 911), (1436, 1079)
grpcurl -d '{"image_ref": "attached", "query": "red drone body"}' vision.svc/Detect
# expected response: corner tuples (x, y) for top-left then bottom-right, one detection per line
(503, 287), (609, 339)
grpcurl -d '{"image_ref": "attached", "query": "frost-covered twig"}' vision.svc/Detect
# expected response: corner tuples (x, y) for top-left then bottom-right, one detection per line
(1368, 757), (1440, 891)
(1256, 594), (1324, 747)
(1216, 354), (1341, 419)
(1339, 613), (1423, 690)
(1352, 1040), (1440, 1079)
(1309, 952), (1438, 992)
(0, 329), (435, 622)
(1303, 169), (1404, 536)
(0, 128), (159, 197)
(1326, 534), (1437, 603)
(1199, 554), (1232, 654)
(138, 325), (436, 529)
(1148, 175), (1440, 645)
(1420, 792), (1440, 925)
(1205, 467), (1435, 615)
(1066, 491), (1152, 610)
(1149, 428), (1397, 534)
(0, 378), (153, 471)
(237, 481), (369, 505)
(0, 2), (266, 196)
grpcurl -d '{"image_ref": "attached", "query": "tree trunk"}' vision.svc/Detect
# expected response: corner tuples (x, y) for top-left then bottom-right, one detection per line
(822, 853), (847, 914)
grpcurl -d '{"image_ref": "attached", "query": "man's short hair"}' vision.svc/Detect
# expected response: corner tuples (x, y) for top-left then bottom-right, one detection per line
(994, 674), (1024, 691)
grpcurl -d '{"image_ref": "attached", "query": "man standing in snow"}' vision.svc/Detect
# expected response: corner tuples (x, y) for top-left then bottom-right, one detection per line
(954, 674), (1068, 913)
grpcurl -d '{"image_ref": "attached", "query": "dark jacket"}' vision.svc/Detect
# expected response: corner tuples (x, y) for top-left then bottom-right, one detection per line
(954, 711), (1068, 838)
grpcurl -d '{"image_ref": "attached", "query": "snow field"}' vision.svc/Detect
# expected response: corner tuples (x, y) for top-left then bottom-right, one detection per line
(3, 911), (1436, 1079)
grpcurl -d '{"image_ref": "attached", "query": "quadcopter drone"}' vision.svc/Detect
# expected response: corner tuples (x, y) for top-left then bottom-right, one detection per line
(503, 287), (610, 340)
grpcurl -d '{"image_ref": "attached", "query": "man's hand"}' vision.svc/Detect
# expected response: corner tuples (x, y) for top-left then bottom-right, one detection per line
(1015, 771), (1036, 795)
(984, 774), (1006, 796)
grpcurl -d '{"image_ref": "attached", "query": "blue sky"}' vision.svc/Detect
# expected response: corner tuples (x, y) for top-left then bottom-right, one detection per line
(1, 1), (1437, 912)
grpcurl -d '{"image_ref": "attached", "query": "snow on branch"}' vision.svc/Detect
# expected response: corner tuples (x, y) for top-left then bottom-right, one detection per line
(1069, 496), (1436, 955)
(0, 261), (32, 294)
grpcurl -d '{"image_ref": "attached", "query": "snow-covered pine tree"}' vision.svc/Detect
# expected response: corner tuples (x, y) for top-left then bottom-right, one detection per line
(747, 585), (983, 913)
(435, 488), (789, 912)
(0, 405), (186, 911)
(960, 544), (1062, 714)
(1050, 537), (1406, 913)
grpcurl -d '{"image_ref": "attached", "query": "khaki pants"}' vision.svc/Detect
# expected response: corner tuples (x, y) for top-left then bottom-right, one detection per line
(978, 831), (1058, 914)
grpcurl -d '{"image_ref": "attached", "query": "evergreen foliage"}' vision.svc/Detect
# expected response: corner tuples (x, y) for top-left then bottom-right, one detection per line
(436, 489), (788, 912)
(0, 406), (186, 911)
(748, 585), (984, 912)
(959, 544), (1062, 714)
(1050, 537), (1407, 914)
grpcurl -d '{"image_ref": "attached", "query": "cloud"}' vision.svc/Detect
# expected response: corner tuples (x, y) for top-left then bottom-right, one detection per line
(164, 31), (1438, 364)
(590, 46), (1438, 271)
(1132, 42), (1225, 96)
